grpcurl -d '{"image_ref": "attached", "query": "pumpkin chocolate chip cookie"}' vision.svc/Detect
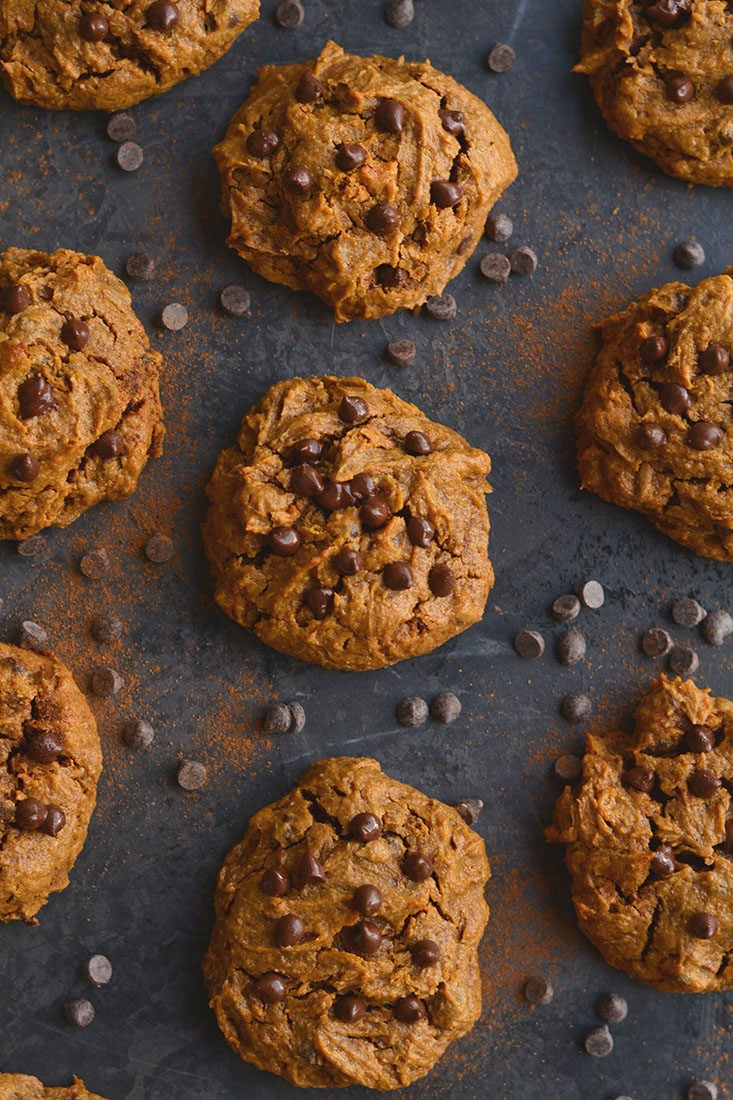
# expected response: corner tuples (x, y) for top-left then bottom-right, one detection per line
(576, 0), (733, 186)
(0, 247), (164, 541)
(214, 40), (517, 321)
(575, 268), (733, 560)
(203, 756), (490, 1090)
(0, 643), (102, 923)
(203, 376), (493, 671)
(548, 676), (733, 992)
(0, 0), (260, 111)
(0, 1075), (107, 1100)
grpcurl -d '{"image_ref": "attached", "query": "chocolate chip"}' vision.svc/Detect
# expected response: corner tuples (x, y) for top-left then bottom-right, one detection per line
(376, 263), (408, 288)
(91, 666), (124, 697)
(275, 913), (305, 947)
(641, 333), (668, 363)
(275, 0), (304, 27)
(334, 995), (366, 1022)
(375, 98), (405, 134)
(346, 919), (382, 956)
(160, 302), (188, 330)
(672, 597), (706, 627)
(715, 76), (733, 104)
(430, 180), (464, 209)
(80, 548), (110, 579)
(335, 143), (367, 171)
(107, 113), (136, 143)
(701, 610), (733, 646)
(673, 240), (705, 269)
(556, 628), (586, 666)
(595, 992), (627, 1024)
(439, 109), (465, 137)
(283, 165), (313, 196)
(386, 338), (416, 367)
(524, 976), (554, 1005)
(699, 345), (730, 376)
(404, 430), (432, 456)
(146, 0), (180, 31)
(666, 75), (695, 103)
(669, 643), (699, 676)
(254, 973), (286, 1003)
(93, 429), (125, 459)
(25, 729), (62, 763)
(688, 911), (718, 939)
(144, 532), (174, 562)
(17, 535), (47, 557)
(487, 43), (516, 72)
(660, 383), (692, 414)
(684, 724), (715, 753)
(351, 884), (382, 916)
(396, 695), (428, 728)
(383, 562), (413, 590)
(424, 293), (457, 320)
(385, 0), (414, 27)
(334, 547), (363, 575)
(650, 844), (676, 877)
(177, 760), (207, 790)
(64, 998), (95, 1028)
(394, 995), (426, 1023)
(43, 805), (65, 837)
(79, 12), (109, 41)
(349, 813), (382, 843)
(403, 518), (434, 552)
(262, 868), (290, 896)
(295, 72), (322, 103)
(84, 955), (113, 987)
(122, 718), (154, 749)
(428, 563), (456, 596)
(485, 213), (513, 244)
(9, 453), (40, 482)
(622, 766), (655, 793)
(688, 422), (723, 450)
(61, 318), (90, 350)
(403, 852), (432, 881)
(577, 579), (604, 609)
(551, 594), (581, 622)
(290, 464), (324, 497)
(455, 797), (483, 824)
(114, 141), (144, 172)
(19, 376), (55, 418)
(642, 627), (673, 656)
(287, 702), (306, 734)
(304, 587), (334, 620)
(554, 754), (582, 782)
(688, 768), (720, 798)
(289, 438), (323, 464)
(366, 202), (400, 236)
(349, 473), (377, 501)
(645, 0), (686, 25)
(338, 395), (369, 423)
(688, 1083), (719, 1100)
(18, 620), (47, 653)
(295, 849), (327, 889)
(125, 251), (155, 281)
(561, 692), (592, 723)
(268, 526), (301, 556)
(480, 253), (511, 283)
(91, 613), (124, 643)
(219, 285), (250, 316)
(15, 797), (47, 831)
(0, 284), (32, 313)
(509, 247), (538, 275)
(318, 480), (354, 511)
(361, 498), (391, 529)
(514, 630), (545, 659)
(247, 130), (280, 157)
(637, 422), (668, 449)
(430, 692), (461, 724)
(584, 1025), (614, 1057)
(410, 939), (440, 968)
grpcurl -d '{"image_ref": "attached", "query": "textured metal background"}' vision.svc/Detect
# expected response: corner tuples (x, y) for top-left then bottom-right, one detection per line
(0, 1), (731, 1097)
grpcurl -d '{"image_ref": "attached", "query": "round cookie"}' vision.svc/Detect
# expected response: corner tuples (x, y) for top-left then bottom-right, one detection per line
(203, 756), (490, 1090)
(0, 643), (102, 923)
(575, 269), (733, 560)
(203, 376), (493, 671)
(576, 0), (733, 186)
(214, 40), (517, 321)
(0, 247), (164, 541)
(548, 676), (733, 992)
(0, 0), (260, 112)
(0, 1076), (107, 1100)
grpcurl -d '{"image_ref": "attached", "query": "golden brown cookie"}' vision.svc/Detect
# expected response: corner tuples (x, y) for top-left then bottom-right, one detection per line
(0, 643), (102, 923)
(0, 0), (260, 111)
(548, 676), (733, 992)
(575, 269), (733, 560)
(215, 40), (517, 321)
(576, 0), (733, 186)
(0, 247), (164, 541)
(203, 756), (490, 1089)
(203, 376), (493, 671)
(0, 1075), (106, 1100)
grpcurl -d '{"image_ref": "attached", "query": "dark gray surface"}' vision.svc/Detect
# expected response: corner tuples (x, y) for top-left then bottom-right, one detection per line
(0, 1), (731, 1097)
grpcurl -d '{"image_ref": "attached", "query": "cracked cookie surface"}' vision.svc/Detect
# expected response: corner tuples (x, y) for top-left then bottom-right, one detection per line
(576, 0), (733, 186)
(548, 676), (733, 992)
(203, 376), (493, 671)
(203, 756), (490, 1090)
(0, 643), (102, 923)
(0, 0), (260, 111)
(0, 1075), (107, 1100)
(0, 247), (164, 541)
(575, 268), (733, 560)
(214, 40), (517, 321)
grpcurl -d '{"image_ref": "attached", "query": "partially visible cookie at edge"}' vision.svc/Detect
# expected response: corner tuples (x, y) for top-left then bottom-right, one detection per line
(0, 1074), (107, 1100)
(203, 755), (490, 1090)
(215, 40), (517, 321)
(0, 643), (102, 923)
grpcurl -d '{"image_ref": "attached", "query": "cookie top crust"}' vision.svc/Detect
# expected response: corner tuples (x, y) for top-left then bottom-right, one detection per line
(0, 247), (164, 541)
(203, 756), (490, 1090)
(203, 376), (493, 671)
(576, 0), (733, 186)
(548, 676), (733, 992)
(575, 269), (733, 560)
(0, 0), (260, 111)
(0, 1075), (107, 1100)
(215, 40), (517, 321)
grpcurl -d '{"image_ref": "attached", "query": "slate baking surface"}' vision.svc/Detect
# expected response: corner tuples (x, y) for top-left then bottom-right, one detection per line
(0, 1), (731, 1098)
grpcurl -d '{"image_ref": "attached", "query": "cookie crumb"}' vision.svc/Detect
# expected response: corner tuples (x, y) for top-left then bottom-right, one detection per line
(396, 696), (429, 727)
(177, 760), (207, 790)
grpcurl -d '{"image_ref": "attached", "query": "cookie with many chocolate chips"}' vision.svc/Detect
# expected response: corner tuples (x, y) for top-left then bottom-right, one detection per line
(203, 756), (490, 1089)
(575, 269), (733, 560)
(203, 376), (492, 670)
(548, 676), (733, 992)
(0, 247), (164, 540)
(0, 643), (102, 923)
(576, 0), (733, 186)
(0, 1075), (107, 1100)
(0, 0), (259, 111)
(214, 40), (517, 321)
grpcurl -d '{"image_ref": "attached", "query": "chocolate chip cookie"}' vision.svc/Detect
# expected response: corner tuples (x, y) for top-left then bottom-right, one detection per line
(0, 247), (164, 541)
(203, 756), (490, 1089)
(576, 0), (733, 186)
(0, 0), (260, 111)
(0, 643), (102, 923)
(214, 40), (517, 321)
(575, 269), (733, 560)
(203, 376), (493, 670)
(0, 1076), (106, 1100)
(548, 676), (733, 992)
